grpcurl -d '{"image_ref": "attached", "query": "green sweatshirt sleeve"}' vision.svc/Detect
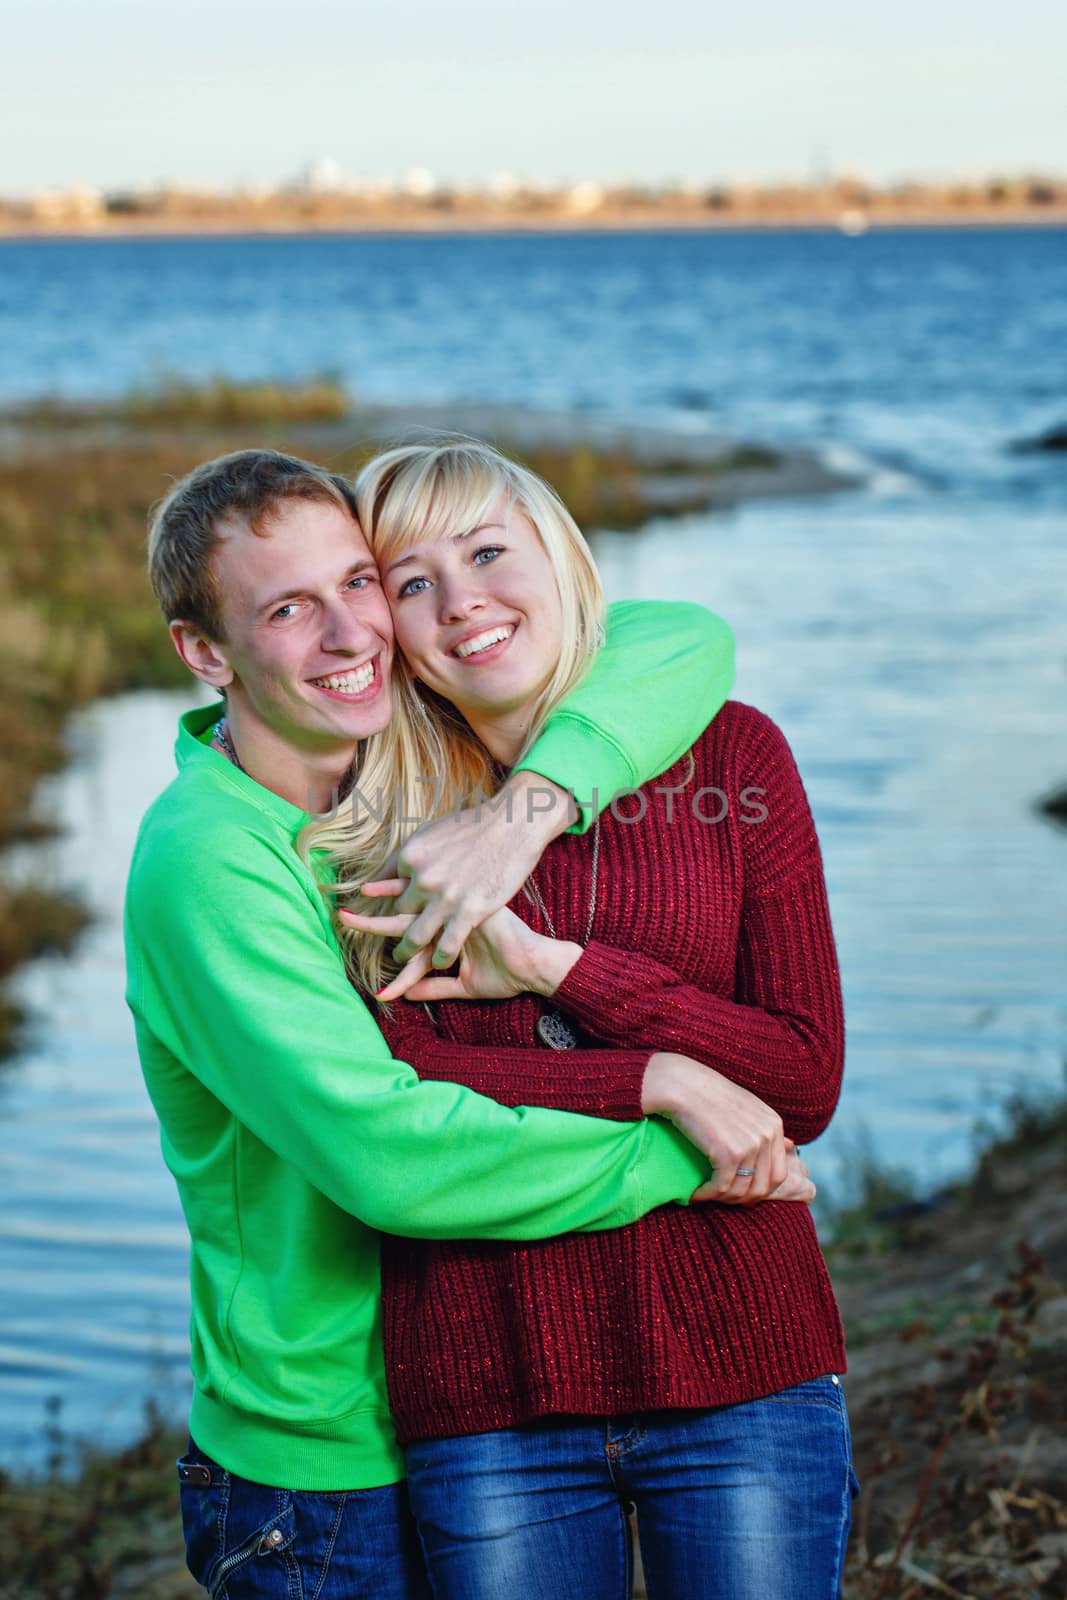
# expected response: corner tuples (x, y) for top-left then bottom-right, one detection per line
(126, 793), (708, 1241)
(515, 599), (734, 831)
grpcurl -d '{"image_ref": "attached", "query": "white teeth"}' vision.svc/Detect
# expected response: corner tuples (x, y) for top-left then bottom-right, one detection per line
(313, 662), (375, 694)
(454, 626), (513, 659)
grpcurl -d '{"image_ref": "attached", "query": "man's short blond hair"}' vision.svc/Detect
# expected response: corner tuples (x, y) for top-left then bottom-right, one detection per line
(148, 449), (358, 639)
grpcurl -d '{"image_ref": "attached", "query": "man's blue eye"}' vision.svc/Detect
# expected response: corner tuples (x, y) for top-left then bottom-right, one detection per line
(272, 603), (297, 620)
(346, 575), (371, 590)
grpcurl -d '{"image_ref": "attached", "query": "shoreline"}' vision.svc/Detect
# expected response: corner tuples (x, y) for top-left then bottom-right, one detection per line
(0, 396), (859, 508)
(2, 209), (1067, 243)
(828, 1093), (1067, 1596)
(2, 211), (1067, 243)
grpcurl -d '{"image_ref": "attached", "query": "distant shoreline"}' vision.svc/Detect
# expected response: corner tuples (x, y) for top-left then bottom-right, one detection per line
(2, 208), (1067, 242)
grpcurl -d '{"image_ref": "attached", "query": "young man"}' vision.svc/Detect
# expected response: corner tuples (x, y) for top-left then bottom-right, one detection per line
(126, 448), (795, 1598)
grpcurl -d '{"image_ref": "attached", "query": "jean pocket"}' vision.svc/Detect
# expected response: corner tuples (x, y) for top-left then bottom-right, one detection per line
(178, 1450), (297, 1598)
(178, 1449), (227, 1591)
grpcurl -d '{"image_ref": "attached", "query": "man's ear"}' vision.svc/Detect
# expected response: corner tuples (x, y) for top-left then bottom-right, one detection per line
(169, 619), (235, 690)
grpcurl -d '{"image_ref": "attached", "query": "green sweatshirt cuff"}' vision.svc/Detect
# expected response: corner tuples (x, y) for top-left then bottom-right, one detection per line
(638, 1120), (712, 1207)
(514, 713), (634, 834)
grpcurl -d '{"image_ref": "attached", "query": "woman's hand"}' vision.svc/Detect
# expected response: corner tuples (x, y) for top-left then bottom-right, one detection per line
(642, 1052), (813, 1206)
(340, 899), (583, 1005)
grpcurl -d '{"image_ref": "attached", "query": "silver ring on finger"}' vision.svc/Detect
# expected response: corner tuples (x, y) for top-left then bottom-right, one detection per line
(735, 1167), (757, 1177)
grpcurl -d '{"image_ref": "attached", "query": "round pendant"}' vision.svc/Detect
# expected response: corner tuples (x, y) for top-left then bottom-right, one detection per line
(536, 1009), (579, 1050)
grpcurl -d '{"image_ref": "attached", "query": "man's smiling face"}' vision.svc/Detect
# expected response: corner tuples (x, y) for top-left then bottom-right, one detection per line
(209, 497), (395, 753)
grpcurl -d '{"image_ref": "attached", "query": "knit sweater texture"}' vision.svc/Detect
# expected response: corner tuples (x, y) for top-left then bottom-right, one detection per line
(377, 702), (847, 1444)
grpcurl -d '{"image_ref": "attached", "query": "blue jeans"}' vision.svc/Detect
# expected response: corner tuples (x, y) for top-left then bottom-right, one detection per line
(177, 1440), (432, 1599)
(405, 1377), (860, 1600)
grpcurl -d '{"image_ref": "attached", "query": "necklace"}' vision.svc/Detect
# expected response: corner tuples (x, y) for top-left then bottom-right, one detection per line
(211, 717), (357, 803)
(212, 717), (245, 772)
(521, 813), (600, 1050)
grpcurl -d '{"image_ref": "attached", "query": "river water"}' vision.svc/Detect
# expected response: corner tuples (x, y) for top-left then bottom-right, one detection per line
(0, 227), (1065, 1464)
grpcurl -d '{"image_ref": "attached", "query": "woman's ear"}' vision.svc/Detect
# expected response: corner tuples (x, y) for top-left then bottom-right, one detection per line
(169, 619), (235, 691)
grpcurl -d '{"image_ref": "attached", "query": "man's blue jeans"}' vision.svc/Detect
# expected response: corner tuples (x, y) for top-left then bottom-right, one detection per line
(176, 1440), (432, 1599)
(405, 1377), (860, 1600)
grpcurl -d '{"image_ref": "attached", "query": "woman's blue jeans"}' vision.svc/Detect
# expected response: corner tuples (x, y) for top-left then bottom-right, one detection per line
(177, 1440), (432, 1599)
(405, 1377), (860, 1600)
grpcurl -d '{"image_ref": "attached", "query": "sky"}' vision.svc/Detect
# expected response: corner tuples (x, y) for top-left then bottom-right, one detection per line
(3, 0), (1066, 194)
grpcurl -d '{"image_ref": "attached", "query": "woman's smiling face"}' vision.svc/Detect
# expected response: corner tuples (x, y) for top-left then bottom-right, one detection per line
(382, 491), (564, 762)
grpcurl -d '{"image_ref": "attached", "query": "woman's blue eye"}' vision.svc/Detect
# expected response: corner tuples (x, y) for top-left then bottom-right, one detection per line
(397, 576), (431, 598)
(473, 545), (503, 565)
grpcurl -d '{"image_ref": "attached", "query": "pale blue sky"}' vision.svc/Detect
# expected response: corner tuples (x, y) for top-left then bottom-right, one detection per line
(3, 0), (1065, 193)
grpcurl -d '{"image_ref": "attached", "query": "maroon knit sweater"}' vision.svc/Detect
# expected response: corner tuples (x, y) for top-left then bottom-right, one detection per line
(376, 701), (847, 1445)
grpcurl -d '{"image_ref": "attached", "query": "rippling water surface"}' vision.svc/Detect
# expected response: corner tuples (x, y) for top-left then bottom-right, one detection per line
(1, 228), (1065, 1463)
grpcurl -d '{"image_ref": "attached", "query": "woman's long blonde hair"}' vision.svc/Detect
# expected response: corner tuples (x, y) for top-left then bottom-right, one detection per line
(302, 437), (606, 996)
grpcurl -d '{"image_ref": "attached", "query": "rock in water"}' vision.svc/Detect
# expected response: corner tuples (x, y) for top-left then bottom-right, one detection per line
(1012, 422), (1067, 453)
(1035, 784), (1067, 827)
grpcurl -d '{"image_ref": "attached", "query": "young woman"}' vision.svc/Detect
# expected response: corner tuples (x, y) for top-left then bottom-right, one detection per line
(317, 440), (855, 1600)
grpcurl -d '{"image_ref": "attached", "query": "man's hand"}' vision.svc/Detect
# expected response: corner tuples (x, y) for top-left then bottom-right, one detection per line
(358, 772), (577, 971)
(642, 1052), (812, 1206)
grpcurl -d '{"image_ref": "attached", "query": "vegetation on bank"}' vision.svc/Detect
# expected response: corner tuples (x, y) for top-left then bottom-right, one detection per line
(829, 1090), (1067, 1598)
(0, 1404), (193, 1600)
(20, 376), (354, 430)
(1, 432), (189, 1054)
(2, 1092), (1064, 1598)
(0, 379), (786, 1055)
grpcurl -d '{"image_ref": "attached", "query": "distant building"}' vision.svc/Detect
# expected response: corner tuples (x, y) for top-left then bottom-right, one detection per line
(565, 181), (605, 215)
(28, 186), (104, 225)
(403, 168), (437, 197)
(488, 171), (520, 200)
(298, 158), (345, 194)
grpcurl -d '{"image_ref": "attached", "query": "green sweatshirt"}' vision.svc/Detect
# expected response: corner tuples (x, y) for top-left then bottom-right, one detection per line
(125, 599), (733, 1490)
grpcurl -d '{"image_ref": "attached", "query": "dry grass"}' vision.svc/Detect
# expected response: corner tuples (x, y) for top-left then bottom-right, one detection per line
(18, 375), (353, 430)
(841, 1244), (1066, 1599)
(0, 1405), (197, 1600)
(0, 437), (201, 1051)
(120, 375), (353, 428)
(832, 1096), (1067, 1599)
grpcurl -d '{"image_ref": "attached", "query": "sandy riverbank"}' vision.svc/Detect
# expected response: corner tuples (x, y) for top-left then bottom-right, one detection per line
(2, 206), (1066, 243)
